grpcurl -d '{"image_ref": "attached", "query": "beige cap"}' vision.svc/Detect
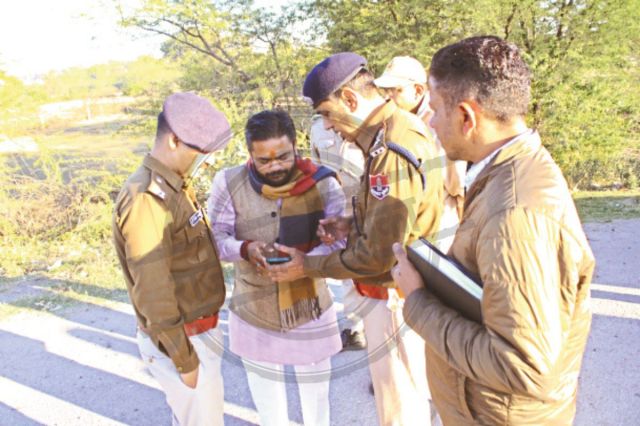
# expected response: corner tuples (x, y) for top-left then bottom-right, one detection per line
(374, 56), (427, 88)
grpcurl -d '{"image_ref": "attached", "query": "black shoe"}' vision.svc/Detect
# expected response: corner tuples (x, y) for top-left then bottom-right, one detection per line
(340, 328), (367, 351)
(369, 382), (375, 395)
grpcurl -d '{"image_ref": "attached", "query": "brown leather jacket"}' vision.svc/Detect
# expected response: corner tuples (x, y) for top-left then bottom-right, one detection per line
(113, 155), (226, 374)
(404, 131), (595, 425)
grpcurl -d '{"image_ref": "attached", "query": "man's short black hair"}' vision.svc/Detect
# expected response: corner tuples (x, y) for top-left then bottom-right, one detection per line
(334, 68), (379, 100)
(430, 36), (531, 122)
(156, 111), (173, 141)
(245, 109), (296, 150)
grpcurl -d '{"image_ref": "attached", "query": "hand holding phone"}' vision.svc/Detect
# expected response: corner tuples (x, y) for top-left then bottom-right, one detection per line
(261, 243), (292, 265)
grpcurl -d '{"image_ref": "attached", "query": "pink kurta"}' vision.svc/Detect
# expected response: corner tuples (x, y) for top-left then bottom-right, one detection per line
(228, 305), (342, 365)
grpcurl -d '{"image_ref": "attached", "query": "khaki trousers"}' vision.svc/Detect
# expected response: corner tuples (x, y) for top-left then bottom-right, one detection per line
(137, 328), (224, 426)
(363, 295), (432, 426)
(339, 278), (365, 333)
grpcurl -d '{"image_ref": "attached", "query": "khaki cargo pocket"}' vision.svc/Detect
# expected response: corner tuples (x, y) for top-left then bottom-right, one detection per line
(185, 219), (207, 242)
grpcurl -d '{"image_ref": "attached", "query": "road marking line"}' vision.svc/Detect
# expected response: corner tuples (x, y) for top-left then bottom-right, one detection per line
(0, 376), (127, 425)
(591, 283), (640, 296)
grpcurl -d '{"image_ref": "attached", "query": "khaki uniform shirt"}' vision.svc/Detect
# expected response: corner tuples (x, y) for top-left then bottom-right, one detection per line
(113, 155), (225, 374)
(412, 97), (467, 251)
(415, 95), (466, 220)
(304, 100), (444, 286)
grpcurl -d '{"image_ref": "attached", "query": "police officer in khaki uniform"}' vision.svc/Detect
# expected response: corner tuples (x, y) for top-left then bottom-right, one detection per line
(375, 56), (466, 251)
(113, 92), (231, 426)
(267, 53), (445, 426)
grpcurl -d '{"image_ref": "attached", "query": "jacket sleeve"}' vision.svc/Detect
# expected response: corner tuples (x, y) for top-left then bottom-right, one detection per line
(119, 193), (199, 373)
(307, 177), (347, 256)
(303, 148), (423, 281)
(403, 208), (575, 398)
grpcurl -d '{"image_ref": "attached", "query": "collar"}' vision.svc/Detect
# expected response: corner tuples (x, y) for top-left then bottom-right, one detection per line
(464, 129), (533, 191)
(415, 96), (431, 121)
(143, 154), (185, 191)
(354, 100), (397, 153)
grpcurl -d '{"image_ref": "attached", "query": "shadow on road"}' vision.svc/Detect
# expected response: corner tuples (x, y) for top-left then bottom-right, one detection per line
(0, 329), (168, 424)
(0, 277), (325, 425)
(0, 401), (44, 426)
(591, 289), (640, 305)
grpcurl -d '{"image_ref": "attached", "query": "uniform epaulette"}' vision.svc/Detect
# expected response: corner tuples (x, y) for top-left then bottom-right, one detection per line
(370, 144), (386, 158)
(387, 142), (426, 190)
(146, 173), (168, 201)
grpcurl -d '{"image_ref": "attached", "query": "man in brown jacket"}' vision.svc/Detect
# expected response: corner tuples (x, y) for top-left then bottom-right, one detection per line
(267, 52), (445, 426)
(392, 36), (595, 425)
(113, 92), (230, 425)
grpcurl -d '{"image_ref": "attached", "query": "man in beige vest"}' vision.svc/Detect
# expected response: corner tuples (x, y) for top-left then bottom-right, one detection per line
(393, 36), (595, 425)
(208, 109), (344, 426)
(375, 56), (466, 250)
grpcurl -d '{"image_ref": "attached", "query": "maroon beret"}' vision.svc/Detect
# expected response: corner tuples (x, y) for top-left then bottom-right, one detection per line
(162, 92), (231, 153)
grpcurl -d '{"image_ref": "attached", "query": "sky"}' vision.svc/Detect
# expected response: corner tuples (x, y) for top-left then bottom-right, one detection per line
(0, 0), (290, 82)
(0, 1), (166, 81)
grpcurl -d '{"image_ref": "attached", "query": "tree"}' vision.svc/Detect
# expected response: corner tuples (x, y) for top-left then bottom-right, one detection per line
(118, 0), (254, 83)
(116, 0), (638, 188)
(309, 0), (640, 188)
(118, 0), (325, 111)
(307, 0), (480, 72)
(0, 70), (47, 135)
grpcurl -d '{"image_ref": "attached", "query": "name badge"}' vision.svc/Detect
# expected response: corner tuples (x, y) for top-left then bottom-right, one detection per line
(189, 209), (204, 227)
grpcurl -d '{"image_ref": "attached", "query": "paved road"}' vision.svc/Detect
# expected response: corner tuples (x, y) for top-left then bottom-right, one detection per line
(0, 219), (638, 425)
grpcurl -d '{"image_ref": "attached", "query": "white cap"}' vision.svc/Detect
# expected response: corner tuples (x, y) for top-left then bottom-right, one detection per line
(374, 56), (427, 88)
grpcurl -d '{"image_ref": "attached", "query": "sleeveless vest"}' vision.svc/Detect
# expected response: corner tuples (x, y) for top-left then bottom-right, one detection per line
(224, 165), (333, 331)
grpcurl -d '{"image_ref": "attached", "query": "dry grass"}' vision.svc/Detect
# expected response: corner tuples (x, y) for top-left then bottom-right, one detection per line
(573, 190), (640, 222)
(1, 108), (638, 320)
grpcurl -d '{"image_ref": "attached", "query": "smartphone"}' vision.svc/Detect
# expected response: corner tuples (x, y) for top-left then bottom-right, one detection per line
(265, 256), (292, 265)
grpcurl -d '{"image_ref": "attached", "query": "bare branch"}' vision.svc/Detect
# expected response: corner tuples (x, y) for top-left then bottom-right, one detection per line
(504, 3), (518, 40)
(137, 23), (217, 58)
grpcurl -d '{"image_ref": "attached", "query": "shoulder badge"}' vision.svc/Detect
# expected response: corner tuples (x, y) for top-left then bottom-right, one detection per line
(369, 126), (387, 159)
(369, 174), (390, 200)
(147, 180), (166, 201)
(189, 209), (204, 227)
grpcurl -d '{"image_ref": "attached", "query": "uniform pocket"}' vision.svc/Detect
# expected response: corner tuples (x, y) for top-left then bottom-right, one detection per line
(185, 220), (207, 243)
(172, 221), (210, 271)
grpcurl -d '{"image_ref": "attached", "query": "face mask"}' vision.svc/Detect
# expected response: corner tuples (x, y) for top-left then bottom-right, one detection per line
(184, 152), (214, 184)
